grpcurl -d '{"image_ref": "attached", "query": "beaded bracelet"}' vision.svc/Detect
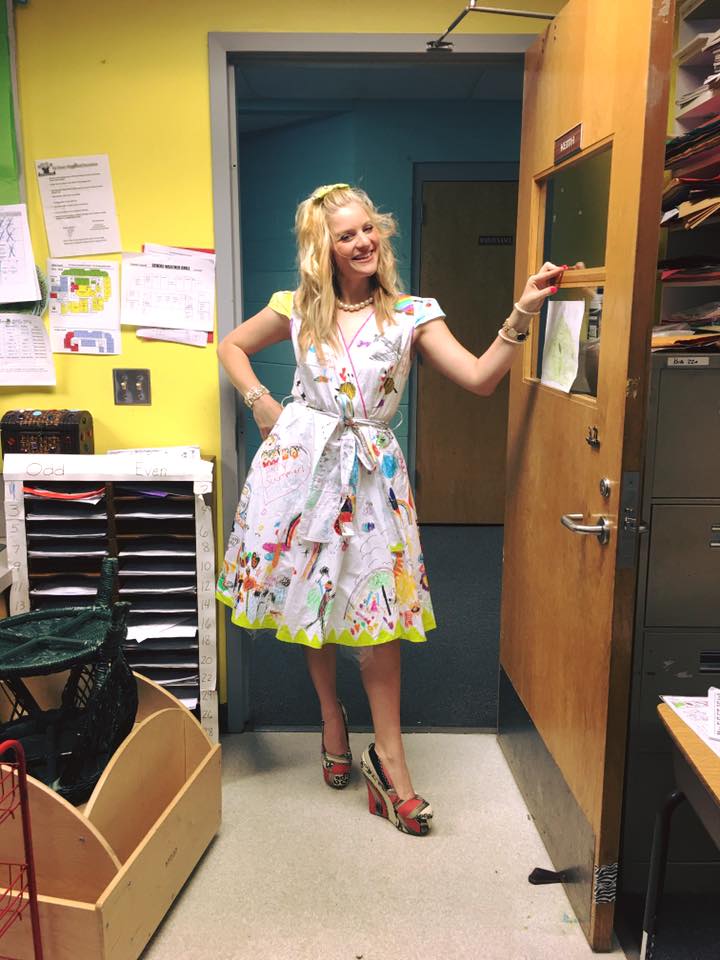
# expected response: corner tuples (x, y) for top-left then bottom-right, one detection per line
(243, 384), (270, 409)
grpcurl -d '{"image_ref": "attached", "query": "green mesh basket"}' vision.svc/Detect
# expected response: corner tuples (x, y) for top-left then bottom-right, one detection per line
(0, 558), (138, 805)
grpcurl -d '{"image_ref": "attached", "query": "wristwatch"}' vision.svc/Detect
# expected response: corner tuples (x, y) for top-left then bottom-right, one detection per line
(501, 320), (530, 343)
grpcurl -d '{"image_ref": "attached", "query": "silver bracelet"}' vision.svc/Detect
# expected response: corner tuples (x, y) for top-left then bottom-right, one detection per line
(513, 301), (537, 317)
(244, 384), (270, 408)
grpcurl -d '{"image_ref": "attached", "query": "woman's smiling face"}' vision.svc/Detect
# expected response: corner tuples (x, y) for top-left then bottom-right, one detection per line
(328, 202), (379, 285)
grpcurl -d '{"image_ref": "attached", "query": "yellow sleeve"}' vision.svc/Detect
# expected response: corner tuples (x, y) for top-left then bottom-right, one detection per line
(267, 290), (294, 319)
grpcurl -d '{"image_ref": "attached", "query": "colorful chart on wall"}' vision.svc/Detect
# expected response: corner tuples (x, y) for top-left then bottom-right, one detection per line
(47, 259), (120, 354)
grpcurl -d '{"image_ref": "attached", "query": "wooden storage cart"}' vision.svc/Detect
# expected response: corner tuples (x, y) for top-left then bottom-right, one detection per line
(0, 674), (221, 960)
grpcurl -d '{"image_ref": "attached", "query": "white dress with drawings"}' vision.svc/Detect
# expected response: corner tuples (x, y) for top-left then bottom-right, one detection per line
(216, 292), (445, 649)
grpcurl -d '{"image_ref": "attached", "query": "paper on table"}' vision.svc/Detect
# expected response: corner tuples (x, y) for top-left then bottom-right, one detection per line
(35, 155), (121, 257)
(0, 204), (41, 303)
(0, 314), (56, 386)
(120, 252), (214, 332)
(541, 300), (585, 393)
(136, 328), (210, 347)
(661, 695), (720, 759)
(48, 258), (121, 355)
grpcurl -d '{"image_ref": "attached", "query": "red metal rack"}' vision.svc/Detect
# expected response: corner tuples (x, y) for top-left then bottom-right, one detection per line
(0, 740), (43, 960)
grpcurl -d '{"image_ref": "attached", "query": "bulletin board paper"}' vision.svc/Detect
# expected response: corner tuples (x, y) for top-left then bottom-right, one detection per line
(35, 155), (122, 257)
(48, 258), (121, 355)
(0, 313), (56, 385)
(120, 253), (215, 332)
(0, 204), (41, 304)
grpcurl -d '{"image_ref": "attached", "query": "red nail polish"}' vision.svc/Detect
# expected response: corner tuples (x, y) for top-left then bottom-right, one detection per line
(550, 286), (558, 294)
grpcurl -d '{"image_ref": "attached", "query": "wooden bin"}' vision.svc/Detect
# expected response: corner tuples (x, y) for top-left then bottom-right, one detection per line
(0, 675), (222, 960)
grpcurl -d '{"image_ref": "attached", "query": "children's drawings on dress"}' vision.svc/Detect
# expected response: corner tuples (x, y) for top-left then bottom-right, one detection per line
(259, 437), (311, 504)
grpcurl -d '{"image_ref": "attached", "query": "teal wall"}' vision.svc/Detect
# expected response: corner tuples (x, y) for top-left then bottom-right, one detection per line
(237, 97), (522, 464)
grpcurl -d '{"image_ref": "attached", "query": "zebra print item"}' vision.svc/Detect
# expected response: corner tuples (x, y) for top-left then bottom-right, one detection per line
(593, 862), (618, 903)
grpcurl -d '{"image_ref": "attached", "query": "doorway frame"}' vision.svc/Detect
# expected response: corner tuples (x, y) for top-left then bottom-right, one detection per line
(208, 31), (534, 731)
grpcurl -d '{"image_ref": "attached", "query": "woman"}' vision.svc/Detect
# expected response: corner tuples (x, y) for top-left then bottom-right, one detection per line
(217, 183), (563, 836)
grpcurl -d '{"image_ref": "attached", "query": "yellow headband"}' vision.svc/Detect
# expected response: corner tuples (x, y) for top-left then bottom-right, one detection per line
(311, 183), (350, 202)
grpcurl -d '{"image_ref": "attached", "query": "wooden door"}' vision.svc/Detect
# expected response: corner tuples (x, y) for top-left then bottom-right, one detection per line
(416, 180), (517, 523)
(498, 0), (673, 951)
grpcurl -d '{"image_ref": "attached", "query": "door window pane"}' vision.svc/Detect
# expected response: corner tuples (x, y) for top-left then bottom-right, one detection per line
(543, 148), (612, 269)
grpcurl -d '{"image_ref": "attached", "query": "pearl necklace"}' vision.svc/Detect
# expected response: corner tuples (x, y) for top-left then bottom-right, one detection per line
(336, 295), (373, 312)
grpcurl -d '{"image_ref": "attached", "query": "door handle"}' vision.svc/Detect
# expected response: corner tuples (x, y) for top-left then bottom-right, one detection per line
(561, 513), (611, 545)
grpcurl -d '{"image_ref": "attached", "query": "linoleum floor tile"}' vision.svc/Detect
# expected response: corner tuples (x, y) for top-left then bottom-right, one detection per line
(142, 733), (625, 960)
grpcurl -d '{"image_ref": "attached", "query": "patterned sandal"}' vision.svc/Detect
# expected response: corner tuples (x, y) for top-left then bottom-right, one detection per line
(321, 700), (352, 789)
(360, 743), (433, 836)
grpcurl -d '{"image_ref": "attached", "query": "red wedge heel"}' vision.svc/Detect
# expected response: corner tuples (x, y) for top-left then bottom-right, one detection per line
(321, 700), (352, 789)
(360, 743), (432, 836)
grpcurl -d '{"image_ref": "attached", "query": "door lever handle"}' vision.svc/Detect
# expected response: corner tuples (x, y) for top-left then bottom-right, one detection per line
(561, 513), (611, 545)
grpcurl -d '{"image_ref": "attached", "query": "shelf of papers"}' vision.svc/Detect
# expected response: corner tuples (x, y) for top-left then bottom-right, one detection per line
(2, 454), (218, 742)
(676, 87), (720, 126)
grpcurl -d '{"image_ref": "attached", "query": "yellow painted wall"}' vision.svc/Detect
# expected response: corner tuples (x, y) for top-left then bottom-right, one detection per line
(10, 0), (565, 703)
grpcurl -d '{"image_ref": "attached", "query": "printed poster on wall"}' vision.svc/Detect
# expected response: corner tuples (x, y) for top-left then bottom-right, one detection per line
(0, 204), (41, 304)
(35, 154), (122, 257)
(47, 258), (121, 354)
(0, 313), (56, 385)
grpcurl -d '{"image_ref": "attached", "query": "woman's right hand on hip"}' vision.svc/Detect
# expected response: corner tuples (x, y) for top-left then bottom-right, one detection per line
(252, 394), (284, 439)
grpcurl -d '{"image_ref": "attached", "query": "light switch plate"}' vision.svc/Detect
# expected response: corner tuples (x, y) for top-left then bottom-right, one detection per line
(113, 369), (151, 405)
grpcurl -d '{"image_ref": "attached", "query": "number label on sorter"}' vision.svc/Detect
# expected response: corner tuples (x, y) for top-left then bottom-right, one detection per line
(667, 357), (710, 366)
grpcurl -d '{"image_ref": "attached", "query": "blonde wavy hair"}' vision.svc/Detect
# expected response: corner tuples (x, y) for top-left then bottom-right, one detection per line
(294, 184), (401, 359)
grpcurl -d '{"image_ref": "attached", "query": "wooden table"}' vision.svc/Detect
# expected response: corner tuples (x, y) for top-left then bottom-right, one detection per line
(640, 704), (720, 959)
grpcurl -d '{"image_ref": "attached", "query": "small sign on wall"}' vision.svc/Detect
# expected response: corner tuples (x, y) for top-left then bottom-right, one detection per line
(478, 235), (514, 246)
(554, 123), (583, 164)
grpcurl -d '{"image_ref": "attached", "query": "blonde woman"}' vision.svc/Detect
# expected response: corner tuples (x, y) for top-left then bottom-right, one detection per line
(217, 184), (563, 836)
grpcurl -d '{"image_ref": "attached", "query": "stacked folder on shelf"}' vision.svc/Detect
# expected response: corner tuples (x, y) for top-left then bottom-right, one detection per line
(665, 114), (720, 171)
(114, 481), (200, 710)
(22, 479), (202, 711)
(658, 254), (720, 283)
(661, 173), (720, 228)
(25, 482), (109, 608)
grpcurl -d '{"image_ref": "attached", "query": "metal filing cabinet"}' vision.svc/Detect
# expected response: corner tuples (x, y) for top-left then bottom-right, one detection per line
(621, 353), (720, 895)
